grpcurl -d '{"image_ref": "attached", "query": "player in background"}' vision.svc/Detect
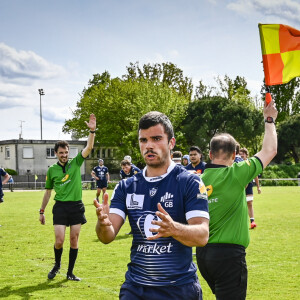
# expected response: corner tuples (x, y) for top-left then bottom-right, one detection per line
(123, 155), (140, 170)
(240, 147), (261, 229)
(95, 111), (209, 299)
(182, 154), (190, 166)
(120, 160), (141, 179)
(0, 168), (10, 227)
(185, 146), (206, 174)
(39, 114), (96, 281)
(172, 150), (183, 164)
(196, 101), (277, 299)
(234, 143), (244, 163)
(91, 159), (110, 203)
(0, 168), (10, 203)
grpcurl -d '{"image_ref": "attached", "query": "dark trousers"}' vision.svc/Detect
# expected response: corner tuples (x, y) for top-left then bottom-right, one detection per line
(196, 244), (247, 300)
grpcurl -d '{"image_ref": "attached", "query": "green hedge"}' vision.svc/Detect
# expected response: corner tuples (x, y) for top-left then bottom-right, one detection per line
(4, 168), (18, 175)
(260, 163), (300, 186)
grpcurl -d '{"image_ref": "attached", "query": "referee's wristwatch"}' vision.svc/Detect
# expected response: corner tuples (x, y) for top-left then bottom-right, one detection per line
(265, 116), (275, 124)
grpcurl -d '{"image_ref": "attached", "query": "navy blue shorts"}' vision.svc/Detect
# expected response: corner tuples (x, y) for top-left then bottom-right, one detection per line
(245, 182), (253, 196)
(119, 280), (202, 300)
(52, 200), (87, 226)
(96, 180), (108, 189)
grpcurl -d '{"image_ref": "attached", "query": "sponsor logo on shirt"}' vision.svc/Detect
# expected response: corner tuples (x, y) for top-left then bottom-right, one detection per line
(160, 192), (174, 208)
(61, 174), (69, 182)
(137, 213), (161, 238)
(208, 198), (218, 203)
(137, 242), (173, 255)
(126, 193), (144, 209)
(149, 187), (158, 197)
(205, 185), (217, 203)
(60, 179), (71, 186)
(149, 176), (163, 181)
(206, 185), (213, 197)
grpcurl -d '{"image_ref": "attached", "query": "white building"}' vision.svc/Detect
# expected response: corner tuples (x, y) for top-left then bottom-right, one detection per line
(0, 139), (117, 176)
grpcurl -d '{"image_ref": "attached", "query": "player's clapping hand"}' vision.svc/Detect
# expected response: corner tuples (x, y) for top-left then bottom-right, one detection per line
(147, 203), (178, 240)
(94, 192), (111, 226)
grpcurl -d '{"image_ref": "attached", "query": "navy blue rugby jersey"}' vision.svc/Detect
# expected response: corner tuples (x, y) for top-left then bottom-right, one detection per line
(185, 161), (206, 174)
(92, 166), (109, 182)
(110, 162), (209, 286)
(120, 164), (141, 179)
(234, 155), (244, 163)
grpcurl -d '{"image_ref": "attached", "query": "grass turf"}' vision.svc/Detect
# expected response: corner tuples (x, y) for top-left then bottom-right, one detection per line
(0, 187), (299, 299)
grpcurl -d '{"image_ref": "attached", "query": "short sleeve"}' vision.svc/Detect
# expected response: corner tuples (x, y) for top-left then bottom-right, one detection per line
(234, 157), (263, 188)
(110, 181), (127, 220)
(45, 168), (53, 189)
(184, 174), (209, 221)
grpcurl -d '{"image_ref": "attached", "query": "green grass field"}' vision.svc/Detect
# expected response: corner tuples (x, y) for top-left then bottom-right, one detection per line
(0, 187), (299, 299)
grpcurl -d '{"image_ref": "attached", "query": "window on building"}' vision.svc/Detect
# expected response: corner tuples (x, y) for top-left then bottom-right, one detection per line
(23, 147), (34, 158)
(5, 147), (10, 159)
(96, 149), (100, 158)
(46, 148), (56, 158)
(101, 148), (106, 158)
(69, 147), (78, 158)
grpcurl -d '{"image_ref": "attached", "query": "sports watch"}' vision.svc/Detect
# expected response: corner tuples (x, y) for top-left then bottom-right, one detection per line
(264, 116), (275, 123)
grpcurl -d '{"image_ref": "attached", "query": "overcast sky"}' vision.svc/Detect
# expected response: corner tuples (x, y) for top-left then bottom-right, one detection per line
(1, 0), (299, 141)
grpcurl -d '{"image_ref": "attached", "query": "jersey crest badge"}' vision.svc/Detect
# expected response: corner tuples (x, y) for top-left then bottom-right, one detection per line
(149, 187), (158, 197)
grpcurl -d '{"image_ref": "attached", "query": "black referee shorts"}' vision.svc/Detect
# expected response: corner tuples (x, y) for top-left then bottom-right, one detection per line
(52, 200), (87, 226)
(196, 243), (247, 300)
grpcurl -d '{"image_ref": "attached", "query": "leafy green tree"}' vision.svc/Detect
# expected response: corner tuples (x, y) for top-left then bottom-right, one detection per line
(63, 72), (189, 165)
(276, 114), (300, 163)
(261, 78), (300, 123)
(124, 62), (193, 100)
(182, 96), (264, 157)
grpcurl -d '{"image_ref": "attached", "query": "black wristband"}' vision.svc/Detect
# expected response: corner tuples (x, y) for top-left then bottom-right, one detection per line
(90, 130), (96, 133)
(265, 117), (275, 124)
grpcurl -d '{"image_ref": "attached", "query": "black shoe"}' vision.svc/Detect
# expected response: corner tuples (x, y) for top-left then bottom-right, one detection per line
(48, 265), (60, 279)
(67, 273), (81, 281)
(0, 198), (3, 203)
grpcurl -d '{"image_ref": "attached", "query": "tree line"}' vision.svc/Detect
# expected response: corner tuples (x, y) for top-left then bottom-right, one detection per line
(63, 62), (300, 166)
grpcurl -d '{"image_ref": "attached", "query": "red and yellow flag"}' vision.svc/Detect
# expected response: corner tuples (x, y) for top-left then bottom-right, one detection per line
(258, 24), (300, 86)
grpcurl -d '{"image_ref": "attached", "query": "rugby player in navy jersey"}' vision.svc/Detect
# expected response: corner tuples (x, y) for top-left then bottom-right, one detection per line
(95, 111), (209, 300)
(185, 146), (206, 174)
(120, 160), (141, 179)
(91, 159), (110, 202)
(234, 143), (244, 163)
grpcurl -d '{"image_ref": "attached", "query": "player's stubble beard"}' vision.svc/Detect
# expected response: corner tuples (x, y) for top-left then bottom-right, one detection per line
(143, 150), (170, 169)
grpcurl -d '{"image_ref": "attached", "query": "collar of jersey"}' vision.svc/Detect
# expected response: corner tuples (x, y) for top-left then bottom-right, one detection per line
(205, 163), (227, 169)
(143, 161), (176, 182)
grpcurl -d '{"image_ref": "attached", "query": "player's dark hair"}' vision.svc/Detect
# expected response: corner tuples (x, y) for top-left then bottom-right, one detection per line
(54, 140), (69, 152)
(189, 145), (202, 154)
(172, 151), (182, 159)
(210, 133), (237, 160)
(120, 159), (131, 166)
(138, 111), (174, 142)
